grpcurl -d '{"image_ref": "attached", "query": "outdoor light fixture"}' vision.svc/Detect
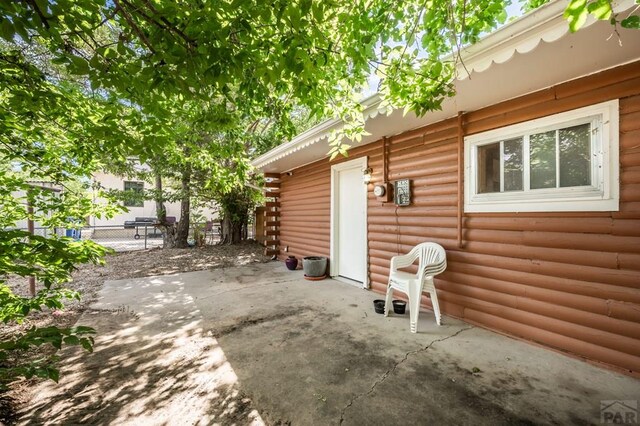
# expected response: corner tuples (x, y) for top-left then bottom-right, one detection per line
(362, 167), (373, 184)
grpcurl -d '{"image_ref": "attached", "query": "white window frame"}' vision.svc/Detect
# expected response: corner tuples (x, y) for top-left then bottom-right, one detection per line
(464, 100), (619, 213)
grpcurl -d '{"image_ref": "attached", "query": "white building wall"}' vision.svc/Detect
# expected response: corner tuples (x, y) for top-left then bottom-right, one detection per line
(91, 172), (218, 227)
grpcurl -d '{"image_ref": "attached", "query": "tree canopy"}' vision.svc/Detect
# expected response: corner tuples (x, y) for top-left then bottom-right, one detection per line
(0, 0), (637, 388)
(2, 0), (636, 158)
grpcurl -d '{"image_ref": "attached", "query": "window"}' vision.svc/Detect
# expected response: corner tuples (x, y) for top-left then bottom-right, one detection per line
(123, 181), (144, 207)
(464, 100), (619, 212)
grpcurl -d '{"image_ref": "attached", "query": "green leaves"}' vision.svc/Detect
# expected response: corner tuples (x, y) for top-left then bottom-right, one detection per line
(328, 144), (350, 161)
(587, 0), (613, 20)
(0, 18), (13, 41)
(561, 0), (639, 32)
(0, 65), (108, 385)
(68, 55), (90, 75)
(621, 15), (640, 29)
(564, 0), (588, 32)
(0, 0), (636, 390)
(0, 324), (95, 388)
(2, 0), (635, 165)
(564, 0), (614, 32)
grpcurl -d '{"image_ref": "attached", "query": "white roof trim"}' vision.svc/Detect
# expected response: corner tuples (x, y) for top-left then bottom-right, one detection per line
(252, 94), (385, 169)
(252, 0), (637, 171)
(456, 0), (635, 78)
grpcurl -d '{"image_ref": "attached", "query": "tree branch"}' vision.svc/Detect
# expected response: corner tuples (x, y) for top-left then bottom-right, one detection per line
(113, 0), (156, 54)
(140, 0), (197, 47)
(24, 0), (51, 30)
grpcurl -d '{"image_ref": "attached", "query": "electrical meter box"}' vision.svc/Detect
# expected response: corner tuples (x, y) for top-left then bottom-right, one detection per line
(394, 179), (411, 206)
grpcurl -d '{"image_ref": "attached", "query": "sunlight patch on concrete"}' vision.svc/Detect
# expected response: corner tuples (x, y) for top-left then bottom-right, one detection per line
(19, 275), (266, 425)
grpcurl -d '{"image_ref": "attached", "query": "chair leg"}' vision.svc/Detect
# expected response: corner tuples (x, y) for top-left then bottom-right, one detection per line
(384, 284), (393, 317)
(408, 283), (421, 333)
(430, 289), (442, 326)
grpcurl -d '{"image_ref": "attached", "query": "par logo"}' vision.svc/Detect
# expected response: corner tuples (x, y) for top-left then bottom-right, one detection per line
(601, 400), (638, 424)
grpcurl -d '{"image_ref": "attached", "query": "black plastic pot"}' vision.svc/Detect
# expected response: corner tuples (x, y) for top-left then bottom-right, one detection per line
(373, 299), (385, 314)
(392, 300), (407, 315)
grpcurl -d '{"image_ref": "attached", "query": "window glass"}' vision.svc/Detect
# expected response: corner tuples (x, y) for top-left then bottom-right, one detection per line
(477, 143), (500, 193)
(530, 130), (557, 189)
(123, 181), (144, 207)
(559, 123), (591, 187)
(464, 100), (618, 213)
(503, 137), (523, 191)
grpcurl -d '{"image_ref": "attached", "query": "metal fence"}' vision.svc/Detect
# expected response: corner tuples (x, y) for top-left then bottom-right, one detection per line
(83, 225), (166, 252)
(8, 223), (230, 252)
(22, 226), (65, 239)
(87, 223), (231, 252)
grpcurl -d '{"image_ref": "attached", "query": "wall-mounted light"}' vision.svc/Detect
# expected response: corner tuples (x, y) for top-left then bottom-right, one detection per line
(362, 167), (373, 184)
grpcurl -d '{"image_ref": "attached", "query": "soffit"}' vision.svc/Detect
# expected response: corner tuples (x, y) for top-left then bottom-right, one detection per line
(254, 0), (640, 173)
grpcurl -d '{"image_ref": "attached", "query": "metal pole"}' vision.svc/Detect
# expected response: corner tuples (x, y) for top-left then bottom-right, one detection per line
(27, 203), (36, 297)
(144, 225), (148, 249)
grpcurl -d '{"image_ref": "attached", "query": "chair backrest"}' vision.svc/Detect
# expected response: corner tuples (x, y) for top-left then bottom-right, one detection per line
(412, 242), (447, 281)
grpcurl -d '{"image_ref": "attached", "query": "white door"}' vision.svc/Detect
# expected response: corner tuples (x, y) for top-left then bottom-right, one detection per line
(335, 164), (366, 283)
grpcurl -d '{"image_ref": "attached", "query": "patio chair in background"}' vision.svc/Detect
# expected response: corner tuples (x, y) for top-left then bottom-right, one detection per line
(384, 242), (447, 333)
(204, 220), (216, 245)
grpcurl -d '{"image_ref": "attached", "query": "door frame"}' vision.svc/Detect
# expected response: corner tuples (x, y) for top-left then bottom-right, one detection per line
(330, 156), (369, 289)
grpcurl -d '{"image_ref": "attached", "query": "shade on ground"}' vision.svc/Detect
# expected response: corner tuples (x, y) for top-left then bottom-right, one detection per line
(19, 263), (640, 425)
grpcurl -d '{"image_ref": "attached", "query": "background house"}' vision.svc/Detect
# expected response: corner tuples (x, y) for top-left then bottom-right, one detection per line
(252, 1), (640, 376)
(91, 170), (218, 227)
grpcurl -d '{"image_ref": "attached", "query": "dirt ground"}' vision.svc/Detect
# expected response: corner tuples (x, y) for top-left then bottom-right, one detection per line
(1, 242), (270, 424)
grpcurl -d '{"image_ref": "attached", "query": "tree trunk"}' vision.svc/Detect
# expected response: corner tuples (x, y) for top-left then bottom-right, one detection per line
(173, 164), (191, 248)
(154, 173), (176, 248)
(164, 224), (178, 248)
(155, 173), (166, 222)
(220, 214), (244, 244)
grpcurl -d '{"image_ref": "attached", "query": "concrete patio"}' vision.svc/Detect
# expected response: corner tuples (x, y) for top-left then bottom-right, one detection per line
(20, 262), (639, 425)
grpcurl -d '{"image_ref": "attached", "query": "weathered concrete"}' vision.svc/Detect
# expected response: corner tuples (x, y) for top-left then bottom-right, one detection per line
(20, 263), (640, 425)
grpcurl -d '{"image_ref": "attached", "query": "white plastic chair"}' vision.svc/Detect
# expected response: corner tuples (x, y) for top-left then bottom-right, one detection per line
(384, 242), (447, 333)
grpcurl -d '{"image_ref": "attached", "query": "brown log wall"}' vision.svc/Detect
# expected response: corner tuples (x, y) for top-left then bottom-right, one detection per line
(277, 61), (640, 375)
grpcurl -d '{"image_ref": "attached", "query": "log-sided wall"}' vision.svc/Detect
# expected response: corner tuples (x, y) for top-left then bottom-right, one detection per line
(276, 61), (640, 375)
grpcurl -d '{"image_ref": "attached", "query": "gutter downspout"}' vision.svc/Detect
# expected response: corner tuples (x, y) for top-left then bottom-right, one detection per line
(457, 111), (465, 249)
(382, 136), (389, 186)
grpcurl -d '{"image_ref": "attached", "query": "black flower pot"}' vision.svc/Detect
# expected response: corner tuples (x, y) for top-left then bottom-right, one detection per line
(285, 256), (298, 270)
(373, 299), (385, 314)
(392, 300), (407, 315)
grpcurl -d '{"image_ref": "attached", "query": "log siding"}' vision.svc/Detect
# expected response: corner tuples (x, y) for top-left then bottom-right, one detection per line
(277, 61), (640, 375)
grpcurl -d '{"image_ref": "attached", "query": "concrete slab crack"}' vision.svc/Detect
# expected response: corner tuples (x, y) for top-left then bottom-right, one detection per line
(338, 325), (474, 425)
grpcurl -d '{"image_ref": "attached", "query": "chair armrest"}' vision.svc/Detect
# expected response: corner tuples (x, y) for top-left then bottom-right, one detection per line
(390, 251), (418, 271)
